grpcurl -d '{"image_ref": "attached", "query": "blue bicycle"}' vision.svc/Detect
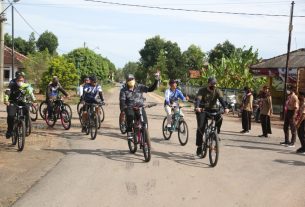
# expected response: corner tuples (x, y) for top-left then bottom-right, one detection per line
(162, 105), (189, 146)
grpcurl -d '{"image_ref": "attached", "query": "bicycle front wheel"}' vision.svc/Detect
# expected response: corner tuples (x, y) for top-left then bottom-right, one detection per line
(142, 128), (151, 162)
(64, 103), (73, 120)
(90, 112), (98, 140)
(60, 110), (71, 130)
(39, 101), (47, 119)
(26, 117), (32, 136)
(45, 110), (56, 127)
(208, 132), (219, 167)
(128, 131), (137, 153)
(17, 120), (26, 151)
(162, 117), (172, 140)
(99, 106), (105, 123)
(178, 120), (189, 146)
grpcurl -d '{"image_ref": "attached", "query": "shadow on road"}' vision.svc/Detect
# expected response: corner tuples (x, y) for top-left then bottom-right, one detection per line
(226, 138), (280, 147)
(273, 159), (305, 166)
(44, 147), (211, 168)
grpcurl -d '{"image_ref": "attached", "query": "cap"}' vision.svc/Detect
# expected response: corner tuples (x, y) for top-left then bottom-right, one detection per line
(126, 74), (135, 80)
(15, 71), (25, 78)
(208, 77), (217, 85)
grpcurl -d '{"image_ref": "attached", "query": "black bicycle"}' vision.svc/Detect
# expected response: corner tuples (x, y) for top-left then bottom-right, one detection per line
(128, 103), (157, 162)
(40, 99), (72, 120)
(11, 104), (27, 151)
(44, 97), (71, 130)
(162, 105), (189, 146)
(79, 102), (103, 140)
(119, 110), (127, 134)
(198, 111), (222, 167)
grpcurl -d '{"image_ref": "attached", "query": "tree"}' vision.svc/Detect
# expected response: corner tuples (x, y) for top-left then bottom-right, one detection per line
(41, 56), (79, 92)
(65, 48), (113, 83)
(37, 31), (58, 55)
(122, 62), (140, 78)
(204, 46), (265, 90)
(23, 50), (52, 90)
(164, 40), (184, 81)
(4, 33), (36, 55)
(208, 40), (235, 65)
(182, 44), (205, 70)
(26, 32), (36, 54)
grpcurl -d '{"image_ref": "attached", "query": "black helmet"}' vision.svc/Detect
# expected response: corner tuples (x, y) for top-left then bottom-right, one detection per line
(52, 76), (59, 84)
(15, 71), (25, 78)
(89, 75), (97, 83)
(208, 77), (217, 85)
(126, 74), (135, 81)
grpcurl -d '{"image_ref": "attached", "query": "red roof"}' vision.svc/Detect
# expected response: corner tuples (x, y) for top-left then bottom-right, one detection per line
(4, 46), (28, 68)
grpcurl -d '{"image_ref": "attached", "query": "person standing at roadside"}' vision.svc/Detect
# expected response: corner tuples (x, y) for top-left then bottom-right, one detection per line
(240, 87), (253, 134)
(281, 85), (299, 147)
(258, 86), (272, 138)
(295, 91), (305, 153)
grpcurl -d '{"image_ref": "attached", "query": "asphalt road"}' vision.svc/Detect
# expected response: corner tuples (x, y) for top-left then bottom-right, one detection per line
(9, 85), (305, 207)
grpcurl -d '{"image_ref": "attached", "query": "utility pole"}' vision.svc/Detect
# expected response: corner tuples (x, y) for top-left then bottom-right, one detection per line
(282, 1), (295, 119)
(11, 2), (14, 79)
(0, 0), (6, 102)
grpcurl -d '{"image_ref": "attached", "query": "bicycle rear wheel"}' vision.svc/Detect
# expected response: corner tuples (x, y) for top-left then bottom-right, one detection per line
(119, 111), (127, 134)
(208, 132), (219, 167)
(178, 119), (189, 146)
(90, 112), (98, 140)
(39, 101), (48, 119)
(29, 104), (38, 121)
(60, 109), (71, 130)
(142, 128), (151, 162)
(17, 120), (26, 151)
(128, 132), (137, 153)
(162, 117), (172, 140)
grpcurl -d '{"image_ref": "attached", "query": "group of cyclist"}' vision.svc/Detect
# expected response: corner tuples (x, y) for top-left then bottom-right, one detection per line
(4, 69), (229, 158)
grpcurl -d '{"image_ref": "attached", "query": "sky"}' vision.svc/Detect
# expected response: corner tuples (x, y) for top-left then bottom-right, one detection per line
(2, 0), (305, 68)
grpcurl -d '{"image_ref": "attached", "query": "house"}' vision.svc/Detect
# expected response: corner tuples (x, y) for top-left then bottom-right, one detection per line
(3, 45), (27, 83)
(250, 48), (305, 113)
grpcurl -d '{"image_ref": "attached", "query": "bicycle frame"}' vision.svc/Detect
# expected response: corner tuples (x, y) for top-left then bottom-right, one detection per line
(133, 107), (146, 145)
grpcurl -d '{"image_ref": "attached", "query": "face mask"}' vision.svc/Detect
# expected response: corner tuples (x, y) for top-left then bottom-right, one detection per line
(286, 90), (291, 95)
(127, 80), (135, 87)
(17, 81), (24, 87)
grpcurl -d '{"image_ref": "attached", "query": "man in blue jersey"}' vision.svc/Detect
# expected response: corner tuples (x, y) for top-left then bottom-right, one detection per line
(164, 79), (189, 129)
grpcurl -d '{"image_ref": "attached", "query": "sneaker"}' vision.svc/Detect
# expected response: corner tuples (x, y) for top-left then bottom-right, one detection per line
(240, 130), (246, 133)
(286, 142), (295, 148)
(296, 148), (305, 153)
(258, 134), (268, 138)
(196, 146), (203, 158)
(280, 141), (289, 146)
(5, 131), (12, 139)
(127, 132), (133, 140)
(81, 126), (86, 132)
(243, 131), (250, 134)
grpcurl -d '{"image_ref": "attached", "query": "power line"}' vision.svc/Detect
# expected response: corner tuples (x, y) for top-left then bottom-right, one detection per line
(84, 0), (305, 18)
(13, 7), (40, 36)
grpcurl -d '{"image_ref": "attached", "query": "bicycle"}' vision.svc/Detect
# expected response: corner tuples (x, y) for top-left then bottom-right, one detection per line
(40, 99), (72, 120)
(198, 110), (222, 167)
(127, 103), (157, 162)
(162, 104), (189, 146)
(79, 102), (103, 140)
(11, 104), (27, 151)
(44, 97), (71, 130)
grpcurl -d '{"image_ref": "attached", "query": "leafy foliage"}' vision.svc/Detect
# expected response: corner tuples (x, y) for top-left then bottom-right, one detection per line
(65, 48), (113, 83)
(182, 44), (205, 71)
(36, 31), (58, 55)
(41, 56), (79, 92)
(208, 40), (235, 65)
(23, 50), (52, 90)
(4, 33), (36, 55)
